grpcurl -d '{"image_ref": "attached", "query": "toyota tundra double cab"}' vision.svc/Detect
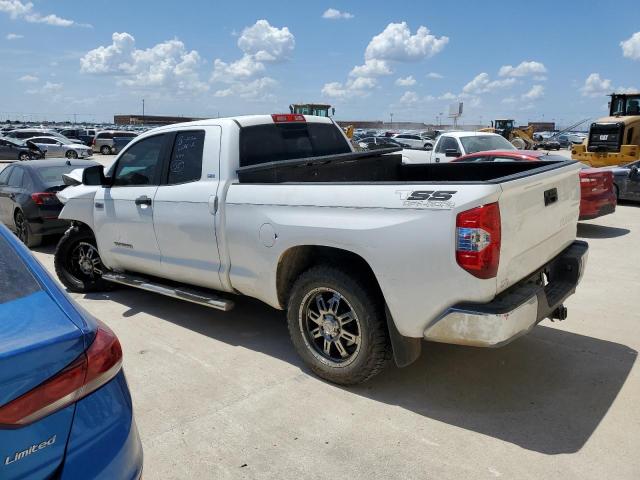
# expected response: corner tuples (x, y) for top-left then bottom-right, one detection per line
(54, 114), (588, 385)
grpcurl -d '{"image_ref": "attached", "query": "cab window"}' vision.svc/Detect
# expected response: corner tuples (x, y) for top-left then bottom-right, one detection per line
(166, 131), (205, 184)
(112, 135), (165, 187)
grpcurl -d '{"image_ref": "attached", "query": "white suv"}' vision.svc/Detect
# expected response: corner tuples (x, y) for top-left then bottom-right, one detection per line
(392, 133), (433, 149)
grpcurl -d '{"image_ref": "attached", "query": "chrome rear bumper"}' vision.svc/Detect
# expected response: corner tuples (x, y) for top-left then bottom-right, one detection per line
(424, 240), (589, 347)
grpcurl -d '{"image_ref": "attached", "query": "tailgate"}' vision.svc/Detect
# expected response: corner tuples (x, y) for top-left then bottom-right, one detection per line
(496, 162), (581, 292)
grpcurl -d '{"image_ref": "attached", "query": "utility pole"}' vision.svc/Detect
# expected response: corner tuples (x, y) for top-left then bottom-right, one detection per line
(142, 98), (145, 125)
(390, 113), (393, 129)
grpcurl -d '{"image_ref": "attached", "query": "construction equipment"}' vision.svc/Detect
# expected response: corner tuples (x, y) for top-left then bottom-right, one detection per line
(479, 119), (536, 149)
(289, 103), (334, 117)
(571, 92), (640, 167)
(288, 103), (356, 139)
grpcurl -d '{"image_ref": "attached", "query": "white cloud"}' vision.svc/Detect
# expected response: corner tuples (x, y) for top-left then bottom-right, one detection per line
(395, 75), (416, 87)
(399, 91), (420, 104)
(522, 84), (544, 100)
(364, 22), (449, 62)
(6, 32), (23, 39)
(322, 21), (446, 100)
(349, 58), (391, 78)
(26, 81), (62, 95)
(498, 61), (546, 77)
(620, 32), (640, 60)
(212, 54), (265, 81)
(462, 72), (515, 94)
(426, 72), (443, 79)
(580, 73), (612, 97)
(321, 76), (378, 99)
(210, 20), (294, 101)
(80, 32), (208, 93)
(214, 77), (277, 100)
(502, 96), (516, 104)
(237, 19), (294, 62)
(0, 0), (89, 27)
(18, 74), (37, 82)
(439, 92), (457, 101)
(617, 86), (639, 94)
(42, 81), (62, 92)
(322, 8), (354, 20)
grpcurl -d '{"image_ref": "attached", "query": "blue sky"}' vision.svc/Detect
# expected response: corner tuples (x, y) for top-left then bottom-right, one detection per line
(1, 0), (639, 126)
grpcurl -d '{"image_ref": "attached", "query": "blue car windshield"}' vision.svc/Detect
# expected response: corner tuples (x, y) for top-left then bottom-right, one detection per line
(0, 234), (41, 304)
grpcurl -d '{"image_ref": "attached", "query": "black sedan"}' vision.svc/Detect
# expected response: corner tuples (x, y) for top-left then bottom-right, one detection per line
(0, 159), (99, 247)
(0, 137), (45, 160)
(609, 159), (640, 201)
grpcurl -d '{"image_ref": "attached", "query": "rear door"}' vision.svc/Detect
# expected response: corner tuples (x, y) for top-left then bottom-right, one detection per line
(496, 162), (581, 292)
(0, 140), (14, 160)
(93, 134), (167, 276)
(153, 129), (223, 289)
(0, 231), (84, 480)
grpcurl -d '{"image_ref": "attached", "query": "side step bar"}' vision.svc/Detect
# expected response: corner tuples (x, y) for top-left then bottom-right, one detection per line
(102, 272), (234, 311)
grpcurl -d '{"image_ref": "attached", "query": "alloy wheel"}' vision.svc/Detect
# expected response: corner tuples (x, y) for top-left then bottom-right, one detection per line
(299, 288), (362, 366)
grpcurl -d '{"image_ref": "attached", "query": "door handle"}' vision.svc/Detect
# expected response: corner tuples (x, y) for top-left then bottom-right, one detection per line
(135, 195), (152, 206)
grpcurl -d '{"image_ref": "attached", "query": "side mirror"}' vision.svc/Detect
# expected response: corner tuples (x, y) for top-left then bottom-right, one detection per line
(82, 165), (108, 186)
(445, 148), (461, 157)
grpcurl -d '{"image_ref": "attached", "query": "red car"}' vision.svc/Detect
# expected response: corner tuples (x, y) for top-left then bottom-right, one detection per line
(453, 150), (616, 220)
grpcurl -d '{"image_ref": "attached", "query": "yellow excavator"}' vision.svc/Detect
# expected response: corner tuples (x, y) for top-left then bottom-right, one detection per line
(479, 119), (535, 149)
(288, 103), (354, 139)
(571, 92), (640, 167)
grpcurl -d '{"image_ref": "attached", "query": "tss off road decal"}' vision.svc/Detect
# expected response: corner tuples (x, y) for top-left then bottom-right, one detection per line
(395, 190), (457, 209)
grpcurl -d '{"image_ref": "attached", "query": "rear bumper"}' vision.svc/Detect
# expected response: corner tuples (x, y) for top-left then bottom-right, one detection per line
(579, 191), (616, 220)
(58, 371), (143, 480)
(424, 240), (589, 347)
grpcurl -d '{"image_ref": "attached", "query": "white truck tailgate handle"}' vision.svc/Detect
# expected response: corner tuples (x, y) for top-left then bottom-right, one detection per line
(544, 188), (558, 206)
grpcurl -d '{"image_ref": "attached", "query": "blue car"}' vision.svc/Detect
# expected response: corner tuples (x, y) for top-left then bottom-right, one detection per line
(0, 224), (142, 479)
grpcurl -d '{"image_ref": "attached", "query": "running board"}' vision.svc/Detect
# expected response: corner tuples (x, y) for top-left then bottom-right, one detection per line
(102, 272), (234, 311)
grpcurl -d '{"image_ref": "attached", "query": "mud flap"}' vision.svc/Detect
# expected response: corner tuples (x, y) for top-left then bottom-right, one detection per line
(385, 305), (422, 368)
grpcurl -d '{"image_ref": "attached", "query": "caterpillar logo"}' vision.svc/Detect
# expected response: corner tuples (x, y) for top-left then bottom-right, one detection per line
(395, 190), (457, 209)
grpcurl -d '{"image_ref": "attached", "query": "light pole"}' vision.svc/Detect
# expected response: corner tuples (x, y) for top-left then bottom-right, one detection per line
(390, 113), (393, 129)
(142, 98), (145, 125)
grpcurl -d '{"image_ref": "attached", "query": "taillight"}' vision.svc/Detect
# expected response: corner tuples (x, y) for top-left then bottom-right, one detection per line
(271, 113), (306, 123)
(31, 192), (58, 205)
(456, 202), (501, 279)
(92, 137), (96, 146)
(0, 321), (122, 427)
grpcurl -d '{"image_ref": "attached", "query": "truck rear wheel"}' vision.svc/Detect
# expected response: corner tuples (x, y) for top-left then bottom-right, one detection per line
(54, 228), (113, 293)
(287, 265), (390, 385)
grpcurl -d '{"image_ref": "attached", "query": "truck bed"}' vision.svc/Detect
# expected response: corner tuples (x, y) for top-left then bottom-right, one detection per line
(236, 148), (572, 184)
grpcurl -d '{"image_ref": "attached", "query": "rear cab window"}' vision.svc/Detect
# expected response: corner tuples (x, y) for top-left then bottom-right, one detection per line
(167, 131), (205, 184)
(240, 121), (350, 167)
(0, 234), (41, 304)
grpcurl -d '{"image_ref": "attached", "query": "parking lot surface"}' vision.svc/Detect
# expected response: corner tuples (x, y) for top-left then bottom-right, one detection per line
(22, 175), (638, 479)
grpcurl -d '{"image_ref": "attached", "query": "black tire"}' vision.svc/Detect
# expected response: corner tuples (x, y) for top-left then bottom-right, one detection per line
(54, 228), (112, 292)
(287, 265), (391, 385)
(14, 210), (40, 248)
(100, 145), (112, 155)
(66, 150), (78, 159)
(18, 152), (30, 161)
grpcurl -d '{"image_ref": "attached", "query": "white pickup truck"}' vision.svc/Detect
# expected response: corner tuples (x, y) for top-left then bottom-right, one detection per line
(401, 131), (517, 164)
(55, 114), (588, 385)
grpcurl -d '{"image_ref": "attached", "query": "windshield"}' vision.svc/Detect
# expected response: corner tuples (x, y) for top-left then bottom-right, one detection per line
(460, 135), (516, 154)
(611, 95), (640, 116)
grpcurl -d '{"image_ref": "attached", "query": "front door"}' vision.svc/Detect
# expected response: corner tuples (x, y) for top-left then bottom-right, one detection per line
(153, 128), (223, 290)
(93, 134), (167, 276)
(0, 166), (14, 223)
